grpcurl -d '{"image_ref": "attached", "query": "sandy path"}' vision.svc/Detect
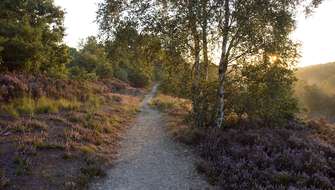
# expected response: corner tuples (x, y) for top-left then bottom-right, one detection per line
(90, 84), (212, 190)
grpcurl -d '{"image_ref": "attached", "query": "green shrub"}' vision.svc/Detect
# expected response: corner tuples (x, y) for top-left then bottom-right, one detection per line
(128, 69), (151, 88)
(69, 66), (98, 80)
(114, 67), (129, 81)
(68, 36), (113, 80)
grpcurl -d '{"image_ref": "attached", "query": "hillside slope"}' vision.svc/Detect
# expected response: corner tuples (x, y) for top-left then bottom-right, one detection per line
(295, 62), (335, 121)
(0, 73), (144, 190)
(296, 62), (335, 95)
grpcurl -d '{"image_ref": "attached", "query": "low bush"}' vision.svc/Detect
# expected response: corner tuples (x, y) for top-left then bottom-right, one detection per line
(197, 126), (335, 189)
(0, 74), (28, 101)
(13, 155), (31, 176)
(172, 127), (205, 145)
(77, 159), (106, 188)
(159, 95), (335, 189)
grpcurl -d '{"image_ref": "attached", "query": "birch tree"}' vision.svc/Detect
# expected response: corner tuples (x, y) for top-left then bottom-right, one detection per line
(213, 0), (322, 128)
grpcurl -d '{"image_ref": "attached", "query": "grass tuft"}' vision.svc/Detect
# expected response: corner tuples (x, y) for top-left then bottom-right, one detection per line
(0, 97), (81, 116)
(150, 94), (192, 115)
(79, 145), (97, 154)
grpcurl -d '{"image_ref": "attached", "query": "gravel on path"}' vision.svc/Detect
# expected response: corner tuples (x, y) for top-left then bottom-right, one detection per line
(90, 84), (213, 190)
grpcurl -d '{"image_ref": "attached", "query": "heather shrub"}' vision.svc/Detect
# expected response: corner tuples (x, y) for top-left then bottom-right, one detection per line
(174, 127), (205, 145)
(308, 119), (335, 145)
(0, 74), (28, 101)
(0, 169), (9, 188)
(198, 126), (335, 189)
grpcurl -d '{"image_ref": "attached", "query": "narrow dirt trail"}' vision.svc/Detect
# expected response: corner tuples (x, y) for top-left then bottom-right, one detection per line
(90, 84), (212, 190)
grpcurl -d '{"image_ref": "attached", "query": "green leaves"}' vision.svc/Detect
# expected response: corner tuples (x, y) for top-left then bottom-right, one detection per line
(0, 0), (68, 74)
(69, 36), (112, 80)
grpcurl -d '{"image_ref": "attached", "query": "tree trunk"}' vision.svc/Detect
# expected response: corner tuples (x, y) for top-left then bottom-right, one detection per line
(215, 0), (230, 128)
(202, 0), (209, 80)
(189, 0), (202, 128)
(216, 60), (228, 128)
(199, 0), (209, 126)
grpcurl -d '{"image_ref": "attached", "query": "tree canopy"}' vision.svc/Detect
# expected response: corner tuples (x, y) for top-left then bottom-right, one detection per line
(0, 0), (69, 75)
(0, 0), (324, 127)
(97, 0), (322, 127)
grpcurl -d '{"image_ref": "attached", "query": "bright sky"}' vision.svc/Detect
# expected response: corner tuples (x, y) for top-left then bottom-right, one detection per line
(292, 0), (335, 67)
(54, 0), (102, 48)
(55, 0), (335, 67)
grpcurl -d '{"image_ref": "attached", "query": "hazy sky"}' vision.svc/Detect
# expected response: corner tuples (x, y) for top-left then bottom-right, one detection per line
(55, 0), (335, 67)
(54, 0), (101, 47)
(292, 0), (335, 67)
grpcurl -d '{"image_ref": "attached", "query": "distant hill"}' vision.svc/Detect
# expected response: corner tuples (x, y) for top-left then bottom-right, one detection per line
(296, 62), (335, 95)
(295, 62), (335, 121)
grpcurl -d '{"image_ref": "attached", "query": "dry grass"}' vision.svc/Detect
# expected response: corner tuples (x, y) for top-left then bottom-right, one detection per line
(79, 145), (97, 155)
(9, 119), (48, 133)
(150, 94), (201, 145)
(0, 75), (143, 190)
(150, 94), (192, 114)
(0, 96), (81, 117)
